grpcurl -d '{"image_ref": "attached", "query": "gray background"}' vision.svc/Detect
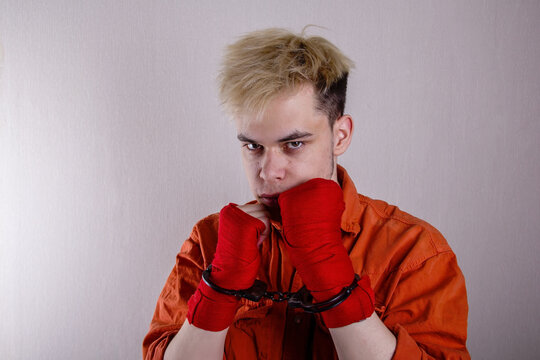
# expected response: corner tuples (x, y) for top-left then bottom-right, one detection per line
(1, 1), (539, 359)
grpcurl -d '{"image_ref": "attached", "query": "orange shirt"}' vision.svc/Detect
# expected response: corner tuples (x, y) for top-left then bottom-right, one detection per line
(143, 166), (470, 359)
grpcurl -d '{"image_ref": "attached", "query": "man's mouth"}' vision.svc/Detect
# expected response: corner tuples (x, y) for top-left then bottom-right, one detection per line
(259, 193), (280, 207)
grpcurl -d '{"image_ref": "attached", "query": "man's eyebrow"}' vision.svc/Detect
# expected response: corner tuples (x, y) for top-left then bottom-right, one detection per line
(237, 133), (256, 142)
(277, 131), (313, 142)
(237, 130), (313, 143)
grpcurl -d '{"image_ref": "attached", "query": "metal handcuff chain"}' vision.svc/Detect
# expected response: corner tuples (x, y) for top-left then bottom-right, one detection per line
(202, 265), (360, 314)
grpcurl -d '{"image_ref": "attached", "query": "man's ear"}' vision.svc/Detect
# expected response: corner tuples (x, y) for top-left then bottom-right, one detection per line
(332, 115), (354, 156)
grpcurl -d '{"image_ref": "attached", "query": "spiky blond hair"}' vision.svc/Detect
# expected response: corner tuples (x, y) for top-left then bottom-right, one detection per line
(219, 27), (354, 124)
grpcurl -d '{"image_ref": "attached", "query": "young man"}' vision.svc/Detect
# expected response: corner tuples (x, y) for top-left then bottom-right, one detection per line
(143, 28), (470, 359)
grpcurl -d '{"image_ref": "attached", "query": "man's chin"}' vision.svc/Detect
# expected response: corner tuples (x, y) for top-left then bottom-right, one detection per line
(267, 206), (282, 222)
(259, 196), (279, 208)
(258, 199), (282, 221)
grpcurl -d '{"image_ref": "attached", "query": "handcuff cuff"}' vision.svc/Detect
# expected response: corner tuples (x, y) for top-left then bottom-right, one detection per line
(202, 265), (361, 313)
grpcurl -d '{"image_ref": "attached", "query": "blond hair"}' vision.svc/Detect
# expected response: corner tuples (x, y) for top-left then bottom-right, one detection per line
(219, 28), (354, 124)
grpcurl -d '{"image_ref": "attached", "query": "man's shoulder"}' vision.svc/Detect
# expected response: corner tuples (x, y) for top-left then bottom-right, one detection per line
(340, 167), (449, 253)
(189, 212), (220, 243)
(353, 193), (453, 274)
(177, 212), (221, 266)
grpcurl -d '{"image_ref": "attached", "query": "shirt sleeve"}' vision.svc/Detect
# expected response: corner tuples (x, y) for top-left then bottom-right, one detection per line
(142, 223), (212, 360)
(382, 250), (470, 359)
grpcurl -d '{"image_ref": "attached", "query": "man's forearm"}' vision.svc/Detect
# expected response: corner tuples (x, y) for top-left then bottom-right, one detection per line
(164, 320), (227, 360)
(163, 203), (268, 359)
(329, 313), (396, 360)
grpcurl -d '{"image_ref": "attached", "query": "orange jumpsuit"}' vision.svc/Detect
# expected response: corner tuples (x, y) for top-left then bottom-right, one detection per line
(143, 166), (470, 359)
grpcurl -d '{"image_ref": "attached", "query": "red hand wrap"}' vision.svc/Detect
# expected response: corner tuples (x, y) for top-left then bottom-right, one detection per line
(187, 204), (265, 331)
(278, 179), (375, 328)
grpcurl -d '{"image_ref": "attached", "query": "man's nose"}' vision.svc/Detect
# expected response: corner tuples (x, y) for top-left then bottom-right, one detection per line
(259, 149), (287, 181)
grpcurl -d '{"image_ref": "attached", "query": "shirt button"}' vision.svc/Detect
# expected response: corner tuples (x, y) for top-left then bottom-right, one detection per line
(294, 315), (302, 324)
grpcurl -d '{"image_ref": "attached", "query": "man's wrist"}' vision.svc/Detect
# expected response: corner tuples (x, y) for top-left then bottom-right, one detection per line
(320, 275), (375, 328)
(186, 280), (239, 332)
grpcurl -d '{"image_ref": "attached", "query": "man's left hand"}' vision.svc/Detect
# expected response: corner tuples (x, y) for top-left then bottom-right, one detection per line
(278, 178), (375, 328)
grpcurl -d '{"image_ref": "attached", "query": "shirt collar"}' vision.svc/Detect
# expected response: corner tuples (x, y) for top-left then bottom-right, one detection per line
(337, 165), (362, 236)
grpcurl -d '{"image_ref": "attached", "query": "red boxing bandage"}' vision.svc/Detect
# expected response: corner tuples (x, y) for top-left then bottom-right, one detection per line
(187, 204), (266, 331)
(278, 179), (375, 328)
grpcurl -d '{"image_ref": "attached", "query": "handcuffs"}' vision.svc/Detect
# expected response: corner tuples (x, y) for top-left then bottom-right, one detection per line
(202, 265), (361, 313)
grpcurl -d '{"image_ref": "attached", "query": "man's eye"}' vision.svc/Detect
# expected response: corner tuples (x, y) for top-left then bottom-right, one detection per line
(286, 141), (304, 150)
(245, 143), (262, 151)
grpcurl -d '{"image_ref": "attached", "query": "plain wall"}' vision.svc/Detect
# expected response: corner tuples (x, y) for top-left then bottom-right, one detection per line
(1, 1), (539, 359)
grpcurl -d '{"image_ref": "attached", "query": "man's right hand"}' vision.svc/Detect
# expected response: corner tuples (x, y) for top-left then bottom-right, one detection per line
(186, 203), (267, 331)
(211, 203), (268, 289)
(236, 203), (271, 247)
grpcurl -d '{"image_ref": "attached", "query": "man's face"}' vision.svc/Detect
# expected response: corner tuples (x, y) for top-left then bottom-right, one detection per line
(235, 85), (344, 211)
